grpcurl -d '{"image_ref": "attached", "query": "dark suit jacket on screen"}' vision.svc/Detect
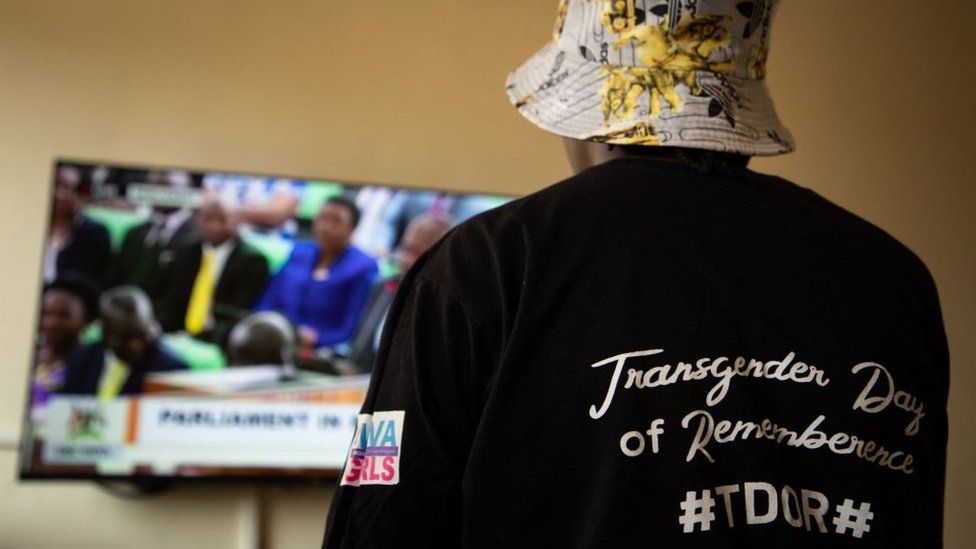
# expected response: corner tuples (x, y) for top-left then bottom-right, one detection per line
(349, 277), (399, 372)
(112, 217), (201, 303)
(59, 341), (188, 396)
(157, 238), (270, 345)
(56, 217), (112, 288)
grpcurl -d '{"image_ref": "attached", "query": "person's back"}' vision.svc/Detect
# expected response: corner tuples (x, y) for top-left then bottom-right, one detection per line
(325, 157), (947, 547)
(324, 1), (948, 546)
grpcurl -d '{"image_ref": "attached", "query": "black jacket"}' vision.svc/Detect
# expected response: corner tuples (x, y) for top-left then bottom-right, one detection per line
(56, 217), (112, 289)
(157, 239), (270, 346)
(348, 278), (399, 372)
(59, 341), (188, 396)
(112, 217), (201, 303)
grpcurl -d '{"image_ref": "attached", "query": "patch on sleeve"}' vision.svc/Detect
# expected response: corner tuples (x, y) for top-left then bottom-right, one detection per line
(340, 410), (405, 486)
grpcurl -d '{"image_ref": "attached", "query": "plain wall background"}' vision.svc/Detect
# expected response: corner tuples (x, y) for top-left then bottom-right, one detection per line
(1, 1), (972, 547)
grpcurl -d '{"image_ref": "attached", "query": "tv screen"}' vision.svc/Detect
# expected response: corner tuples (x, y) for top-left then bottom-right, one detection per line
(19, 160), (512, 481)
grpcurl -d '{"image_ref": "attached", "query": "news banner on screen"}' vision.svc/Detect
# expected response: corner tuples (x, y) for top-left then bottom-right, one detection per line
(20, 160), (511, 480)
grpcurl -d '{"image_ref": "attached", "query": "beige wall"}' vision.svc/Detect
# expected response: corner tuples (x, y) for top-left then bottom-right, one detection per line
(0, 1), (972, 547)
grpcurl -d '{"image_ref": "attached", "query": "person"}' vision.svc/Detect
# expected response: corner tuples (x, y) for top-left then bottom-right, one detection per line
(157, 198), (270, 346)
(31, 275), (99, 408)
(112, 170), (201, 304)
(60, 286), (187, 399)
(348, 213), (452, 372)
(42, 165), (112, 288)
(257, 197), (378, 349)
(226, 312), (298, 380)
(323, 1), (949, 547)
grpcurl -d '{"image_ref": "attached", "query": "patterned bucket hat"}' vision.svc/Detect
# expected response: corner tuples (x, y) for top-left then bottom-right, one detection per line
(506, 0), (794, 155)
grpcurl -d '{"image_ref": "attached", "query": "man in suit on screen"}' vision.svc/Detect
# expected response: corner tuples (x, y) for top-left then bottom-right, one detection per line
(157, 198), (270, 347)
(112, 170), (201, 304)
(60, 286), (187, 399)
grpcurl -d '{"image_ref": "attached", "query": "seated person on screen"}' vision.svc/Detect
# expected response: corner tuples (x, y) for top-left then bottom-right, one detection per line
(349, 213), (452, 372)
(60, 286), (188, 399)
(112, 170), (201, 304)
(256, 197), (378, 349)
(43, 166), (112, 288)
(157, 198), (270, 346)
(31, 274), (99, 408)
(226, 312), (298, 379)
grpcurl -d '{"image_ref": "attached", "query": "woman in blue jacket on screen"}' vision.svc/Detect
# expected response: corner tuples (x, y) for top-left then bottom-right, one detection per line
(256, 197), (378, 349)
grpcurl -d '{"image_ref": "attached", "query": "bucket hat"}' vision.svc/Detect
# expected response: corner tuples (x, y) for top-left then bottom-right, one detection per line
(506, 0), (794, 155)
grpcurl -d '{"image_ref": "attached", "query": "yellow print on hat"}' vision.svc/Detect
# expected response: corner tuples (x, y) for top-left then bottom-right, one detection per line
(599, 0), (639, 34)
(748, 42), (768, 79)
(553, 0), (570, 42)
(596, 5), (735, 123)
(588, 121), (661, 146)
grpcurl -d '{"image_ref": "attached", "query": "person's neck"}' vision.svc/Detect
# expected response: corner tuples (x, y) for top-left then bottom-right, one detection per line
(206, 236), (234, 250)
(51, 213), (77, 234)
(587, 143), (686, 168)
(570, 140), (752, 175)
(316, 247), (345, 269)
(46, 339), (78, 361)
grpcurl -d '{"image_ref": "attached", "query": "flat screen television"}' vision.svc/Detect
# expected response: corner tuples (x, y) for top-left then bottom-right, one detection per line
(19, 159), (512, 482)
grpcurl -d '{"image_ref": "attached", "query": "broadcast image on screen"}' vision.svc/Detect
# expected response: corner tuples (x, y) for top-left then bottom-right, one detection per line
(19, 160), (511, 480)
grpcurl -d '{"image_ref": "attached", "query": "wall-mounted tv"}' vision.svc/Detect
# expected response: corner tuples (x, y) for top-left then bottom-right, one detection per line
(19, 159), (512, 481)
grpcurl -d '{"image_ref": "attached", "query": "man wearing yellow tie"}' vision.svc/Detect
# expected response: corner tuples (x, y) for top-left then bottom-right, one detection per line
(157, 198), (270, 346)
(184, 234), (220, 335)
(60, 286), (188, 398)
